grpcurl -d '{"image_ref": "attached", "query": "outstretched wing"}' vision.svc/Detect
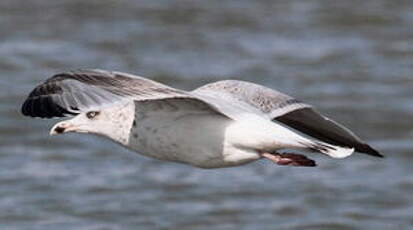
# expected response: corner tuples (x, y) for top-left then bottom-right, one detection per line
(194, 80), (313, 118)
(21, 69), (200, 118)
(194, 80), (382, 157)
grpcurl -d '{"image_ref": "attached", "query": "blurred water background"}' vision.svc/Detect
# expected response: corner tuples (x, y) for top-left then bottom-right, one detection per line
(1, 0), (413, 229)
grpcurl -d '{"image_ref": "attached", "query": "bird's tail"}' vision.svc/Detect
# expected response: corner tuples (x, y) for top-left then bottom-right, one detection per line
(299, 141), (354, 158)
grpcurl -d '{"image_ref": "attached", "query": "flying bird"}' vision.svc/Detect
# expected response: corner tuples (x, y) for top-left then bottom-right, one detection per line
(21, 69), (383, 168)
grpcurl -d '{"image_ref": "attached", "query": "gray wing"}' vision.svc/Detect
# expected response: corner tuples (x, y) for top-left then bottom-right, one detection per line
(194, 80), (382, 157)
(21, 69), (198, 118)
(193, 80), (312, 118)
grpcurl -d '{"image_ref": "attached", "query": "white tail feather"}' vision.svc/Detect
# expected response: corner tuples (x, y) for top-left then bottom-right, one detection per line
(305, 141), (354, 158)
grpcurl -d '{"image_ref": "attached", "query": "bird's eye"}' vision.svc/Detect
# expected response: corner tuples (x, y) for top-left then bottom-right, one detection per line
(86, 111), (100, 119)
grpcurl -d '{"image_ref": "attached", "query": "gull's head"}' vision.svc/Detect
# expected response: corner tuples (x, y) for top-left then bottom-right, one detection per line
(50, 102), (135, 145)
(50, 111), (106, 135)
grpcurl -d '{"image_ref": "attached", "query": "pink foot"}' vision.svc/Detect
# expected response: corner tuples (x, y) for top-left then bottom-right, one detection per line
(261, 152), (316, 167)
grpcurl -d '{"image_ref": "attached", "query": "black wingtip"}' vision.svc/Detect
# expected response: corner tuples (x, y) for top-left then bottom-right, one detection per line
(357, 144), (384, 158)
(21, 96), (77, 118)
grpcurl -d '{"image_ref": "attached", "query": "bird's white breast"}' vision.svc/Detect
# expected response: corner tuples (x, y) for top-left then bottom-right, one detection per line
(123, 101), (263, 168)
(108, 101), (311, 168)
(128, 114), (229, 167)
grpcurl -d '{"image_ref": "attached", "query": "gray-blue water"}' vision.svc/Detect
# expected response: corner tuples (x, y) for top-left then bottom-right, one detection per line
(1, 1), (413, 229)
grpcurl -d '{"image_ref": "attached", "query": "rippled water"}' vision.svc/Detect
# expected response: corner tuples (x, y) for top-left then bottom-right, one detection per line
(1, 0), (413, 229)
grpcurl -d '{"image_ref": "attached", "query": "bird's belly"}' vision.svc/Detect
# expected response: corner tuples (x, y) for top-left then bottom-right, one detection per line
(126, 113), (254, 168)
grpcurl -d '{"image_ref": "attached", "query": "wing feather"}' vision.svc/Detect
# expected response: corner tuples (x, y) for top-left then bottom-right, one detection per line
(194, 80), (382, 157)
(193, 80), (312, 118)
(21, 69), (191, 118)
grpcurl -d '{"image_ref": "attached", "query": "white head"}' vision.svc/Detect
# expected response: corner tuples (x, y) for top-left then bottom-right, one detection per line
(50, 102), (135, 145)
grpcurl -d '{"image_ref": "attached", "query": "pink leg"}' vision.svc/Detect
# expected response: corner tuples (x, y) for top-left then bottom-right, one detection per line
(261, 152), (316, 167)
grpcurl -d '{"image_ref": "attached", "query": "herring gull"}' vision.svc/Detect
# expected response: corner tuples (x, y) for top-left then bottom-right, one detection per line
(21, 69), (383, 168)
